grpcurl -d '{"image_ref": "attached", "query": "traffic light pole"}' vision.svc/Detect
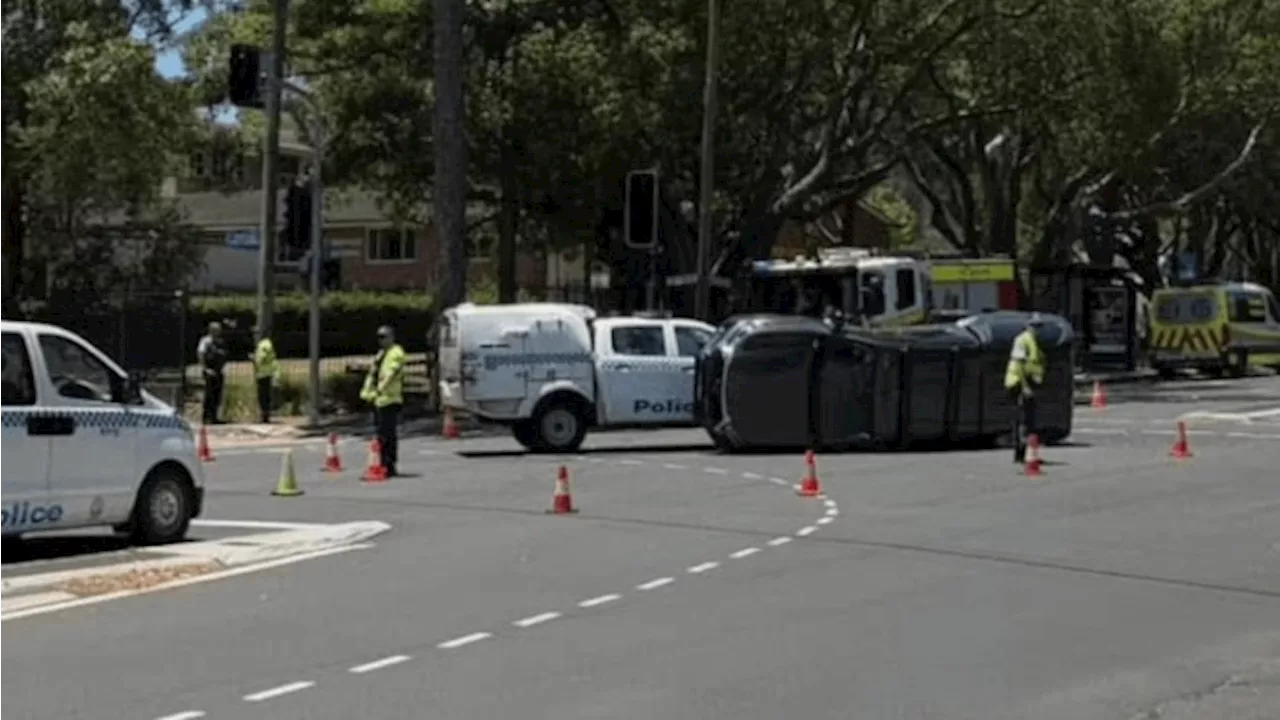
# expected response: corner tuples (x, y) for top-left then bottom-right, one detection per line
(256, 0), (289, 337)
(694, 0), (721, 320)
(307, 131), (324, 428)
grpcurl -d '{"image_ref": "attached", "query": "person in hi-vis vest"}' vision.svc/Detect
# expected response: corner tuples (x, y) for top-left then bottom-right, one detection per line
(361, 325), (406, 476)
(251, 325), (280, 423)
(1004, 313), (1047, 464)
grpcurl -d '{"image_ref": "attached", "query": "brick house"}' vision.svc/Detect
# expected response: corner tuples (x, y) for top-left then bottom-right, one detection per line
(174, 128), (540, 293)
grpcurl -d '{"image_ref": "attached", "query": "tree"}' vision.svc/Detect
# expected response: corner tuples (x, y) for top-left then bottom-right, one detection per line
(3, 1), (206, 304)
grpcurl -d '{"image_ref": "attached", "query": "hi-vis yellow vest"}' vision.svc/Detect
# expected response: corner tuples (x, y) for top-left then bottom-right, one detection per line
(253, 338), (280, 380)
(1004, 329), (1045, 390)
(361, 344), (406, 407)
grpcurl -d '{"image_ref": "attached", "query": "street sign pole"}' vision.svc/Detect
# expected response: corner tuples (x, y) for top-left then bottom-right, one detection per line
(648, 166), (660, 312)
(307, 130), (324, 427)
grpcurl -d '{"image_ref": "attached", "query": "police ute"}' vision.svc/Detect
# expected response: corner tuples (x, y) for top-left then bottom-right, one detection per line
(438, 303), (717, 452)
(2, 320), (205, 545)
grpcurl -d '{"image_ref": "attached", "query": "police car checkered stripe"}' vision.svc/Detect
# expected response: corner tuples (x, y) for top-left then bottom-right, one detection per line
(1, 408), (185, 430)
(598, 357), (691, 370)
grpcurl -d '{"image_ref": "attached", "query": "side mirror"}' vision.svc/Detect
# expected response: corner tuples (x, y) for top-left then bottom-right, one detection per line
(124, 371), (144, 404)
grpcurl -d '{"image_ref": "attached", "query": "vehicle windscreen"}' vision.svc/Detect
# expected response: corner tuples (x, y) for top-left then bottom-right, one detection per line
(1154, 292), (1218, 325)
(1227, 290), (1274, 324)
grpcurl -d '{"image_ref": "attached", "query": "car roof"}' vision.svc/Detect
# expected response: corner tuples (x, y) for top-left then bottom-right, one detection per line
(450, 302), (596, 319)
(1, 319), (69, 334)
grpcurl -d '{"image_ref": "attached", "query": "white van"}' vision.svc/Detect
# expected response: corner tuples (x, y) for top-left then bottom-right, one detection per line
(2, 320), (205, 544)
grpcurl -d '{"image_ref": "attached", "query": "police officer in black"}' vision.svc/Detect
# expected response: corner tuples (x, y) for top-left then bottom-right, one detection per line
(197, 321), (228, 424)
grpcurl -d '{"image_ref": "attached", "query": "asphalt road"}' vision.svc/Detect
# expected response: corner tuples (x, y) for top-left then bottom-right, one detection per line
(3, 376), (1279, 720)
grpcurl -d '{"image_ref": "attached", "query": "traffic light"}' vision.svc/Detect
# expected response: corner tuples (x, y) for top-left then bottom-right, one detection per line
(228, 44), (264, 108)
(280, 181), (313, 261)
(624, 169), (658, 249)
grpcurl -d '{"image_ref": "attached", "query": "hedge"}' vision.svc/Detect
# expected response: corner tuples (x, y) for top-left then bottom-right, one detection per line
(188, 291), (436, 359)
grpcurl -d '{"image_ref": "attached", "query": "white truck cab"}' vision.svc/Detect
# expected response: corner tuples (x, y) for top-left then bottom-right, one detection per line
(2, 320), (205, 544)
(438, 303), (716, 452)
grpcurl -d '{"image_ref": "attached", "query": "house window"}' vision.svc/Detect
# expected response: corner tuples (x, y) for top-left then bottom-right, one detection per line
(368, 228), (418, 263)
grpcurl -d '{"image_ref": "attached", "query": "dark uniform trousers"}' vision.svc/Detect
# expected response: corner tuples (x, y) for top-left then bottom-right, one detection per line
(203, 371), (224, 424)
(1011, 390), (1038, 463)
(374, 403), (402, 473)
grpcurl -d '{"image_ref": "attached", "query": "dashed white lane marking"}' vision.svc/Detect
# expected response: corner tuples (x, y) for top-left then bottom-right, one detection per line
(513, 611), (562, 628)
(663, 462), (687, 470)
(704, 467), (729, 475)
(817, 517), (834, 525)
(796, 526), (817, 537)
(619, 459), (644, 465)
(730, 547), (761, 559)
(767, 537), (793, 547)
(417, 449), (441, 455)
(741, 471), (762, 479)
(578, 593), (621, 608)
(155, 712), (206, 720)
(243, 681), (315, 702)
(824, 499), (837, 508)
(687, 561), (720, 574)
(637, 577), (675, 591)
(826, 508), (839, 517)
(437, 632), (492, 649)
(769, 477), (789, 486)
(349, 655), (412, 674)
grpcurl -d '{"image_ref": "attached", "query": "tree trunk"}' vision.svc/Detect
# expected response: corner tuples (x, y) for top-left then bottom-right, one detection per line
(2, 182), (25, 307)
(433, 0), (468, 310)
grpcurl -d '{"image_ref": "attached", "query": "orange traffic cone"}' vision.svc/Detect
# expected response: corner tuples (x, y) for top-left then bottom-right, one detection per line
(197, 425), (215, 462)
(1090, 380), (1107, 410)
(797, 450), (822, 497)
(548, 465), (577, 514)
(442, 407), (460, 440)
(361, 438), (387, 482)
(1023, 434), (1043, 476)
(323, 433), (343, 472)
(1170, 420), (1193, 460)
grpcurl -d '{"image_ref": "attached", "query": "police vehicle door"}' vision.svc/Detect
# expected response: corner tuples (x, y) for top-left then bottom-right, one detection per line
(599, 322), (679, 424)
(470, 324), (531, 401)
(669, 322), (712, 423)
(2, 330), (56, 533)
(36, 332), (139, 527)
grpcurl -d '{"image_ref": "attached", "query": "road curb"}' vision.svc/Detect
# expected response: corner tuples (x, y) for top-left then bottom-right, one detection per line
(1, 521), (391, 621)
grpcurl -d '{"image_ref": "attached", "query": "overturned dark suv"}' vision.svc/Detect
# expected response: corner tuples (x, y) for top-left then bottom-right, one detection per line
(694, 311), (1075, 452)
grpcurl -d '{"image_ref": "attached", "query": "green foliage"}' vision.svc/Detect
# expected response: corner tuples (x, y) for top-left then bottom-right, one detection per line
(189, 292), (436, 357)
(218, 374), (308, 421)
(321, 371), (367, 414)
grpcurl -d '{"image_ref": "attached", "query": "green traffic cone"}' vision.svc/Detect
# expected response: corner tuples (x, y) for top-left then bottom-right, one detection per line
(272, 450), (304, 497)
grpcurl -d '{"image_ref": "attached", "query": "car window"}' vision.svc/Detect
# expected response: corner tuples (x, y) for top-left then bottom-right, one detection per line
(1154, 292), (1218, 324)
(675, 326), (712, 357)
(2, 332), (37, 406)
(895, 268), (917, 310)
(1228, 291), (1269, 323)
(610, 325), (667, 356)
(38, 334), (118, 403)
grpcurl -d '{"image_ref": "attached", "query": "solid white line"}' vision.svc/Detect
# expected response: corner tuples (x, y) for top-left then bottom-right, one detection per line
(687, 561), (719, 574)
(2, 544), (374, 622)
(796, 526), (817, 537)
(619, 459), (644, 465)
(513, 612), (562, 628)
(767, 537), (792, 547)
(817, 517), (834, 525)
(586, 457), (605, 463)
(637, 577), (674, 591)
(730, 547), (760, 559)
(1242, 407), (1280, 419)
(243, 681), (315, 702)
(349, 654), (411, 674)
(191, 519), (322, 530)
(155, 712), (206, 720)
(1226, 431), (1280, 439)
(663, 463), (686, 470)
(704, 467), (728, 474)
(578, 593), (621, 608)
(437, 632), (492, 649)
(742, 471), (762, 479)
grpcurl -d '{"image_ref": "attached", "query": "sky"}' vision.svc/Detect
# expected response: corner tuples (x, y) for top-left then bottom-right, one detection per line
(151, 7), (210, 79)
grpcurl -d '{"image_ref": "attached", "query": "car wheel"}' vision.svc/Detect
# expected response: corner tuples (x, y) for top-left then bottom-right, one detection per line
(130, 467), (192, 546)
(532, 401), (587, 453)
(1228, 350), (1248, 378)
(512, 420), (540, 450)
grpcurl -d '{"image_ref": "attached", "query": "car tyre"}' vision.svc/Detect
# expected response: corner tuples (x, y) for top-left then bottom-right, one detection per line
(129, 466), (193, 546)
(531, 399), (587, 453)
(512, 420), (540, 450)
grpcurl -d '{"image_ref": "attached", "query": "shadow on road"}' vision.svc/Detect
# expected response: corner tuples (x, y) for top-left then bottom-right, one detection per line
(458, 443), (716, 459)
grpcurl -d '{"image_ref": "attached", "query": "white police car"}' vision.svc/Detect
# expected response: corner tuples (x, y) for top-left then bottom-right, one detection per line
(2, 320), (204, 545)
